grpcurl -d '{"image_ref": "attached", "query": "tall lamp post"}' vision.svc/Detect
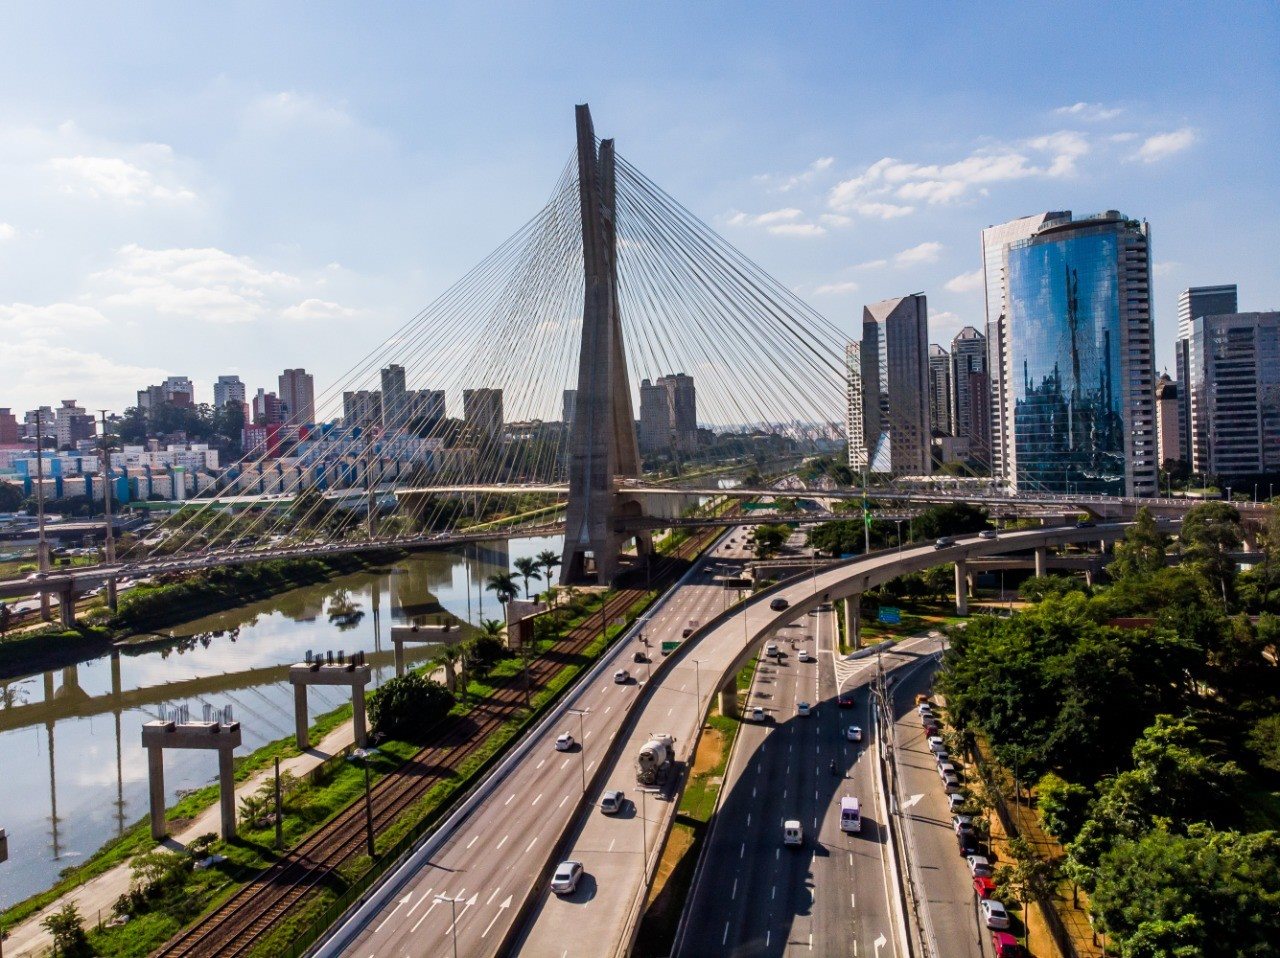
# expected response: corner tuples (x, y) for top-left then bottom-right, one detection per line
(436, 893), (462, 958)
(567, 707), (589, 792)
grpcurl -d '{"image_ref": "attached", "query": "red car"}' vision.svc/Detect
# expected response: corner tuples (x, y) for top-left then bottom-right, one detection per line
(837, 692), (856, 708)
(991, 931), (1025, 957)
(924, 723), (940, 737)
(973, 876), (997, 899)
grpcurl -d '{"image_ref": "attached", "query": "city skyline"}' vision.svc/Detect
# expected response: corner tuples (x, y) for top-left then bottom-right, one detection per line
(0, 2), (1275, 413)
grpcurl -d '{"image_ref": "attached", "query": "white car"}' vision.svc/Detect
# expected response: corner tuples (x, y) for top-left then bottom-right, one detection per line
(796, 702), (811, 717)
(555, 733), (575, 752)
(751, 706), (766, 722)
(846, 725), (863, 742)
(614, 669), (630, 684)
(797, 649), (811, 662)
(928, 736), (946, 753)
(599, 790), (624, 815)
(967, 854), (993, 878)
(981, 899), (1010, 929)
(948, 793), (967, 812)
(551, 860), (584, 895)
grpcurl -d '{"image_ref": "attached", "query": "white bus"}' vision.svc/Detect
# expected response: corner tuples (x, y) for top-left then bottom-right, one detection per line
(840, 796), (861, 833)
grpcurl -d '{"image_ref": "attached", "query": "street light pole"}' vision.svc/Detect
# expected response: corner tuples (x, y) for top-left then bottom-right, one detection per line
(894, 518), (904, 553)
(640, 788), (648, 871)
(691, 659), (701, 718)
(436, 894), (460, 958)
(362, 757), (375, 857)
(34, 408), (50, 622)
(568, 707), (589, 792)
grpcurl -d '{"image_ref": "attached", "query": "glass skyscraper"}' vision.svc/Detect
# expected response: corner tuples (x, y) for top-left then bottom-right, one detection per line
(997, 212), (1157, 496)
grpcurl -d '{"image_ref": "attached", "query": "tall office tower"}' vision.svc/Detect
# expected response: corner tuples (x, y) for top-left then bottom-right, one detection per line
(1176, 285), (1237, 463)
(253, 388), (284, 425)
(996, 211), (1157, 496)
(213, 375), (246, 409)
(638, 378), (671, 454)
(408, 389), (446, 434)
(981, 211), (1072, 477)
(462, 388), (504, 447)
(162, 376), (195, 405)
(845, 343), (868, 472)
(563, 389), (578, 431)
(24, 406), (54, 440)
(949, 326), (990, 464)
(1187, 311), (1280, 478)
(1154, 374), (1182, 469)
(658, 373), (697, 451)
(380, 364), (408, 430)
(927, 345), (952, 435)
(853, 294), (931, 475)
(342, 390), (382, 427)
(55, 400), (95, 449)
(279, 368), (315, 425)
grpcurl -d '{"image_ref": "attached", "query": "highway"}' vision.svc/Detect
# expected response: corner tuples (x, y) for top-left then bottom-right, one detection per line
(317, 530), (742, 957)
(675, 611), (947, 957)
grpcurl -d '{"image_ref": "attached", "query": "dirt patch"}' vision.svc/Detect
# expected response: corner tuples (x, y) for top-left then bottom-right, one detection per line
(691, 726), (725, 776)
(646, 821), (695, 908)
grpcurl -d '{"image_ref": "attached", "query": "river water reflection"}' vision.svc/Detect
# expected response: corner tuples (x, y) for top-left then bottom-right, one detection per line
(0, 535), (562, 908)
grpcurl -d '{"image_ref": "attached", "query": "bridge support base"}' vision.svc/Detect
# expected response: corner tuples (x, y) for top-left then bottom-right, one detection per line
(142, 720), (242, 840)
(390, 624), (457, 678)
(58, 586), (76, 628)
(717, 681), (738, 719)
(844, 595), (860, 650)
(289, 661), (373, 750)
(106, 577), (118, 613)
(1034, 547), (1047, 578)
(954, 560), (969, 616)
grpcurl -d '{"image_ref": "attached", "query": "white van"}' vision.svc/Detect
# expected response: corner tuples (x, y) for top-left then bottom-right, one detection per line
(840, 796), (861, 833)
(765, 642), (779, 658)
(783, 819), (803, 846)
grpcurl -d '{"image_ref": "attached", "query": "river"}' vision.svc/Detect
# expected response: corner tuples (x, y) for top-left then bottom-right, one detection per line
(0, 534), (563, 909)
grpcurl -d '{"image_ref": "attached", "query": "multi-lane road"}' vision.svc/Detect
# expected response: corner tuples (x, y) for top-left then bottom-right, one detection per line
(319, 531), (740, 957)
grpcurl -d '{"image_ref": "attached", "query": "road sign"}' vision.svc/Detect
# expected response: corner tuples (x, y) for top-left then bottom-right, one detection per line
(877, 606), (901, 625)
(661, 640), (680, 655)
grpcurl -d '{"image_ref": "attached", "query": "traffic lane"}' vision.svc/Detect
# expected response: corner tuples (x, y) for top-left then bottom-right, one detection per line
(893, 669), (990, 958)
(340, 580), (731, 956)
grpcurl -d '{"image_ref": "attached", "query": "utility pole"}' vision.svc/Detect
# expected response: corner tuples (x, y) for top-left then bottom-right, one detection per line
(35, 408), (51, 621)
(99, 410), (118, 612)
(364, 430), (376, 540)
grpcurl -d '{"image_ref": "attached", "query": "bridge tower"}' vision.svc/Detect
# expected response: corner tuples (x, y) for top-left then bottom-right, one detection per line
(561, 104), (649, 584)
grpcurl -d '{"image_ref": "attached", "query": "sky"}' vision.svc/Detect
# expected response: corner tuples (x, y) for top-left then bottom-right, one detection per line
(0, 1), (1276, 416)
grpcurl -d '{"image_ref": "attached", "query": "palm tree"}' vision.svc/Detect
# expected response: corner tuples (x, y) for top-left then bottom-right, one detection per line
(536, 549), (561, 597)
(432, 643), (465, 698)
(513, 557), (543, 600)
(486, 572), (519, 627)
(479, 618), (505, 639)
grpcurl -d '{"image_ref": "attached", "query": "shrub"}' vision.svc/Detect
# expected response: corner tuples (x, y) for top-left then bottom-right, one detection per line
(367, 673), (454, 738)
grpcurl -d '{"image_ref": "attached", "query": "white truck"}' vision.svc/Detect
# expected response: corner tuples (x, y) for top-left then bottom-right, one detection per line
(636, 733), (676, 786)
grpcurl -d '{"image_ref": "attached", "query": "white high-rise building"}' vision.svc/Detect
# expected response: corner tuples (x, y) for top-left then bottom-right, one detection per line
(1176, 285), (1237, 464)
(213, 375), (246, 409)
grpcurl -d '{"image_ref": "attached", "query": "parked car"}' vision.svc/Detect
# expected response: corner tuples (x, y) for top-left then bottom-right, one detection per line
(937, 760), (956, 778)
(953, 814), (975, 834)
(769, 597), (790, 611)
(599, 790), (624, 815)
(555, 733), (575, 752)
(981, 899), (1011, 929)
(991, 931), (1026, 957)
(682, 627), (694, 638)
(846, 725), (863, 742)
(551, 860), (584, 895)
(633, 651), (648, 663)
(934, 750), (950, 765)
(917, 702), (934, 716)
(973, 876), (998, 900)
(1075, 519), (1096, 528)
(967, 854), (994, 877)
(957, 830), (979, 855)
(924, 722), (940, 737)
(942, 770), (962, 793)
(948, 793), (968, 812)
(927, 736), (946, 753)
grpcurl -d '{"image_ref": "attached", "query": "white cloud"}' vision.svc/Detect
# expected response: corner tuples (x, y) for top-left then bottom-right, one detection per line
(0, 223), (16, 241)
(894, 241), (943, 267)
(726, 207), (825, 236)
(46, 155), (197, 203)
(281, 298), (361, 321)
(244, 91), (358, 133)
(1153, 261), (1178, 277)
(855, 258), (888, 270)
(1133, 128), (1197, 163)
(1, 341), (167, 408)
(813, 281), (860, 295)
(1054, 102), (1123, 122)
(755, 156), (837, 193)
(767, 222), (826, 237)
(853, 202), (914, 219)
(818, 213), (852, 228)
(944, 269), (985, 293)
(0, 302), (110, 337)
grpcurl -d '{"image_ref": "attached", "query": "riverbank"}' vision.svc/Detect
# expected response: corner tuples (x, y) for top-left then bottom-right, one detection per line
(0, 549), (404, 680)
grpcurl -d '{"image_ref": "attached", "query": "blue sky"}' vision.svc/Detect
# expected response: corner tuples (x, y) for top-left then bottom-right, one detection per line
(0, 1), (1276, 414)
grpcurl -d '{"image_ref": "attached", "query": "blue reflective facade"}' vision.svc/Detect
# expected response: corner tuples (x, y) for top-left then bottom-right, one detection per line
(1007, 230), (1126, 494)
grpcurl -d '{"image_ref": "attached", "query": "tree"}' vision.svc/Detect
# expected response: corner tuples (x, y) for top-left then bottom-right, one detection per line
(42, 902), (91, 957)
(992, 835), (1059, 954)
(367, 673), (454, 738)
(1019, 574), (1087, 603)
(512, 556), (542, 599)
(463, 634), (506, 678)
(536, 549), (561, 598)
(911, 502), (990, 541)
(807, 519), (864, 557)
(0, 479), (23, 512)
(1036, 772), (1091, 843)
(1180, 501), (1243, 608)
(1110, 506), (1169, 580)
(748, 523), (789, 559)
(1248, 714), (1280, 774)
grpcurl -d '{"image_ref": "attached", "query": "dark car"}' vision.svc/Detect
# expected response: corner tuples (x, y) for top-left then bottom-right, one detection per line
(957, 830), (979, 855)
(1075, 519), (1096, 528)
(769, 597), (789, 612)
(837, 691), (856, 708)
(934, 536), (956, 549)
(681, 627), (694, 638)
(632, 651), (648, 663)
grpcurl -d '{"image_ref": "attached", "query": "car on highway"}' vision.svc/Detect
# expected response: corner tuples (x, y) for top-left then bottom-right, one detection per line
(837, 691), (856, 708)
(633, 651), (648, 663)
(614, 669), (630, 684)
(796, 701), (811, 717)
(979, 528), (999, 540)
(555, 733), (575, 752)
(766, 642), (779, 657)
(967, 854), (994, 877)
(682, 627), (694, 638)
(973, 876), (997, 900)
(981, 899), (1011, 930)
(934, 536), (956, 549)
(846, 725), (863, 742)
(769, 597), (789, 611)
(783, 819), (803, 846)
(991, 931), (1027, 957)
(599, 790), (624, 815)
(751, 706), (765, 722)
(551, 860), (584, 895)
(797, 649), (811, 662)
(1075, 519), (1096, 528)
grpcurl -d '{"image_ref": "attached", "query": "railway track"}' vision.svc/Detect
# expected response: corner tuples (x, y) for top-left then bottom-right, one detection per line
(156, 525), (725, 958)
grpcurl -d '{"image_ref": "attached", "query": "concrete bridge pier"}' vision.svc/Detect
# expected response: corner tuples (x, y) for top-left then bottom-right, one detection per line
(717, 678), (738, 718)
(105, 577), (118, 613)
(1034, 547), (1047, 578)
(390, 624), (456, 677)
(844, 594), (861, 650)
(289, 656), (373, 750)
(58, 585), (77, 628)
(142, 719), (242, 840)
(954, 559), (969, 616)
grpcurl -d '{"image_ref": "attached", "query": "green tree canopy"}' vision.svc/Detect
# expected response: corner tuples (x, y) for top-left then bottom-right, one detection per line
(367, 673), (454, 738)
(1110, 506), (1169, 580)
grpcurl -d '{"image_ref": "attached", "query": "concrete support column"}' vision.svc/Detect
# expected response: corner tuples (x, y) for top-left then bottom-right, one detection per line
(106, 577), (118, 614)
(1084, 569), (1095, 587)
(147, 745), (166, 840)
(393, 641), (405, 678)
(294, 682), (310, 751)
(845, 594), (861, 650)
(717, 681), (739, 719)
(954, 559), (969, 616)
(110, 649), (122, 699)
(352, 682), (368, 748)
(59, 587), (76, 628)
(1034, 547), (1047, 578)
(217, 745), (236, 840)
(1243, 527), (1259, 552)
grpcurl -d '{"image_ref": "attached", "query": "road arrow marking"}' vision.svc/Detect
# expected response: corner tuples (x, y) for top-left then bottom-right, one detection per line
(443, 892), (478, 936)
(375, 891), (415, 931)
(902, 793), (924, 809)
(481, 895), (512, 938)
(874, 932), (887, 957)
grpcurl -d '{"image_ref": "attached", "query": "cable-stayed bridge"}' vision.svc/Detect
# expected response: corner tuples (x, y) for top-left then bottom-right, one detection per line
(3, 105), (1268, 617)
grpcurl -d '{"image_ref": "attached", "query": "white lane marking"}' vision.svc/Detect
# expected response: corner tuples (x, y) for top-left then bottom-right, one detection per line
(405, 887), (433, 916)
(848, 853), (853, 867)
(496, 834), (509, 849)
(609, 838), (616, 852)
(559, 795), (569, 809)
(411, 895), (442, 932)
(561, 758), (571, 769)
(604, 705), (611, 715)
(851, 892), (856, 908)
(732, 878), (738, 899)
(810, 932), (814, 951)
(526, 836), (538, 854)
(504, 793), (514, 806)
(767, 930), (771, 947)
(740, 842), (745, 858)
(776, 847), (780, 860)
(536, 759), (545, 770)
(375, 891), (415, 932)
(481, 895), (513, 939)
(586, 760), (596, 772)
(532, 792), (542, 806)
(723, 922), (730, 946)
(746, 812), (752, 826)
(667, 707), (673, 716)
(466, 835), (478, 849)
